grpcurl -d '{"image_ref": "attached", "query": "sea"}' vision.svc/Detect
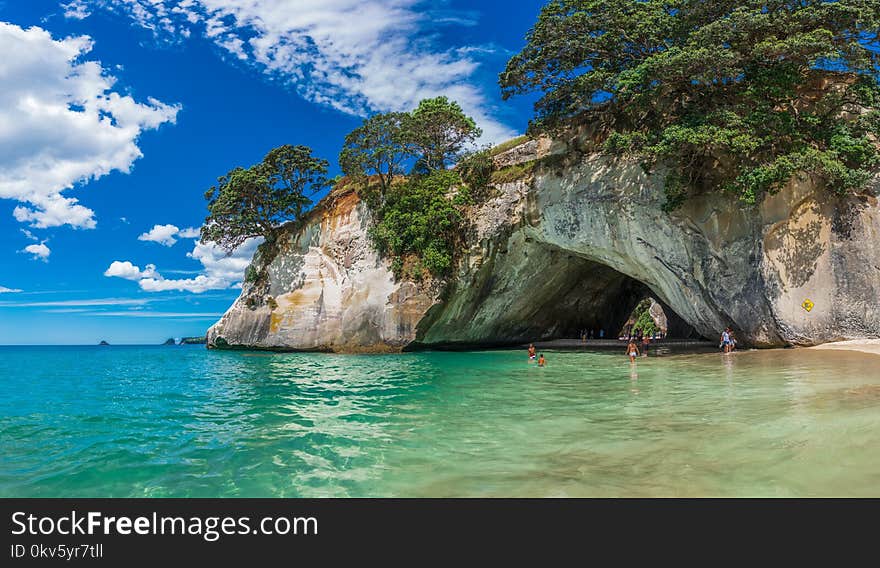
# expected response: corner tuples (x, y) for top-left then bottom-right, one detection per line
(1, 344), (879, 497)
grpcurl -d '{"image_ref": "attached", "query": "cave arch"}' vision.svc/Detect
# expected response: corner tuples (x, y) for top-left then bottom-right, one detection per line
(412, 236), (701, 348)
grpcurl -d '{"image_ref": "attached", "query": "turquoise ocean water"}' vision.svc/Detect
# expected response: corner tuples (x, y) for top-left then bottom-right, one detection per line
(1, 345), (878, 497)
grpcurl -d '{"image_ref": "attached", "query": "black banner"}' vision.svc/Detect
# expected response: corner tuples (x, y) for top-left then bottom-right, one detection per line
(1, 499), (874, 563)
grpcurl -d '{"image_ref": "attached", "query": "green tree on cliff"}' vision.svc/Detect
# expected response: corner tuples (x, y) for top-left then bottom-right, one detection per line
(201, 145), (329, 252)
(501, 0), (880, 208)
(370, 169), (466, 278)
(339, 112), (412, 195)
(407, 96), (482, 171)
(339, 97), (483, 182)
(338, 98), (483, 279)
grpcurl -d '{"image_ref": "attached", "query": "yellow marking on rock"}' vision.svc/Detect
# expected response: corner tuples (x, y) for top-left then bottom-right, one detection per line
(802, 299), (814, 312)
(270, 312), (284, 333)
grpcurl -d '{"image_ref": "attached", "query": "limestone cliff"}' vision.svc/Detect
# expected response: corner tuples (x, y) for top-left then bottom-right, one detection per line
(207, 135), (880, 351)
(207, 189), (436, 352)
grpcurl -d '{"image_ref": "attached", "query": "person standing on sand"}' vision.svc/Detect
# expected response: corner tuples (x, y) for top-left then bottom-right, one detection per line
(627, 340), (640, 363)
(538, 354), (546, 367)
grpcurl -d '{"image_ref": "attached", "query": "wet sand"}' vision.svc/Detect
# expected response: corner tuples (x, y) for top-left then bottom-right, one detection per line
(809, 339), (880, 357)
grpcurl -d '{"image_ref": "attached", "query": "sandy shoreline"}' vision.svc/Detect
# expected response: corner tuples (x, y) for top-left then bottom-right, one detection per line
(809, 339), (880, 357)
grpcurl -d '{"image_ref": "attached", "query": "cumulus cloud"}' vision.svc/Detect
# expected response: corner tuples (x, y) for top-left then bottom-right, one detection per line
(0, 286), (22, 293)
(137, 224), (202, 246)
(23, 243), (51, 261)
(104, 260), (159, 280)
(77, 0), (515, 143)
(105, 237), (261, 293)
(138, 224), (182, 246)
(177, 227), (201, 238)
(0, 22), (180, 230)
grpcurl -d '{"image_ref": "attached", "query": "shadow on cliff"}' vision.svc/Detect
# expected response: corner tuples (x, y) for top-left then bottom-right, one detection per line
(407, 240), (700, 351)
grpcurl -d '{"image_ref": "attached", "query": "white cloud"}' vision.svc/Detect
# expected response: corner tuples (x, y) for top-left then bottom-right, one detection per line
(0, 22), (180, 230)
(104, 260), (159, 280)
(80, 1), (515, 143)
(178, 226), (201, 238)
(138, 274), (229, 293)
(0, 286), (22, 293)
(23, 243), (51, 261)
(61, 1), (91, 19)
(137, 224), (202, 245)
(105, 237), (262, 293)
(138, 224), (181, 246)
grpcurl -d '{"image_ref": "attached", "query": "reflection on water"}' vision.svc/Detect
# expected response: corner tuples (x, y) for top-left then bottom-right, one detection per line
(0, 345), (878, 497)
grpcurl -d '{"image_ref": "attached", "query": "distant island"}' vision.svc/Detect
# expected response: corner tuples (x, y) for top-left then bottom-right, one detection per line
(99, 340), (110, 346)
(161, 337), (207, 346)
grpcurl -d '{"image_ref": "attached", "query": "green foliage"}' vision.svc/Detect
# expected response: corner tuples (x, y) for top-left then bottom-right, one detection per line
(339, 96), (482, 201)
(202, 145), (329, 252)
(338, 98), (487, 279)
(407, 97), (482, 171)
(244, 264), (259, 283)
(457, 147), (495, 198)
(339, 112), (411, 195)
(630, 299), (660, 336)
(369, 170), (465, 280)
(501, 0), (880, 206)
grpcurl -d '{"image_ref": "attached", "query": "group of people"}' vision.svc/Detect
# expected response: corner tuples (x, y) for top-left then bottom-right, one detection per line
(529, 326), (741, 367)
(625, 334), (652, 362)
(580, 328), (606, 342)
(621, 326), (665, 341)
(527, 344), (546, 366)
(720, 327), (738, 353)
(529, 337), (651, 365)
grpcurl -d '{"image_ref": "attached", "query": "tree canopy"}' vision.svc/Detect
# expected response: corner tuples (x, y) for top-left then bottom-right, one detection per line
(339, 111), (412, 193)
(339, 97), (482, 189)
(201, 144), (329, 252)
(407, 96), (482, 171)
(501, 0), (880, 207)
(369, 169), (468, 279)
(338, 97), (483, 278)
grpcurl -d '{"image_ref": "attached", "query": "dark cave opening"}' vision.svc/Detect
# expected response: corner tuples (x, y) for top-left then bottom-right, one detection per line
(411, 240), (702, 349)
(530, 255), (698, 342)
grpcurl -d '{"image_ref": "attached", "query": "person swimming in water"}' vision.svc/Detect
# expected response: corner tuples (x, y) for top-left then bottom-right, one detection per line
(626, 340), (640, 363)
(537, 354), (546, 367)
(528, 343), (537, 361)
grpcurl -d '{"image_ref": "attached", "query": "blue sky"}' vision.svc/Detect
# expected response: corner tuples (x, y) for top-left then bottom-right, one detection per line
(0, 0), (543, 344)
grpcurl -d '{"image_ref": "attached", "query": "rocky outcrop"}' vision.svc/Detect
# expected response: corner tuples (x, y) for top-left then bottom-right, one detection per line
(207, 190), (436, 352)
(207, 136), (880, 351)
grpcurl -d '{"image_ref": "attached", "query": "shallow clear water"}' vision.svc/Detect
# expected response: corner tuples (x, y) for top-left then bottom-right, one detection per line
(1, 345), (878, 497)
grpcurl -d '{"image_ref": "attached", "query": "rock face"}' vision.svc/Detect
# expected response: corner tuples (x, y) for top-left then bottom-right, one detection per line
(207, 190), (435, 352)
(208, 137), (880, 351)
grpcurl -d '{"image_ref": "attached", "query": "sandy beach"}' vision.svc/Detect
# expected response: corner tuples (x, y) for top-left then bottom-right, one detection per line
(809, 339), (880, 357)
